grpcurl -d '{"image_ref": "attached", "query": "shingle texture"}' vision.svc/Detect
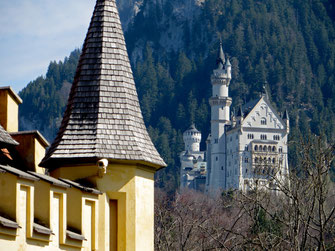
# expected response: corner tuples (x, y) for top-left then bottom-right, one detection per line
(0, 125), (19, 146)
(40, 0), (166, 168)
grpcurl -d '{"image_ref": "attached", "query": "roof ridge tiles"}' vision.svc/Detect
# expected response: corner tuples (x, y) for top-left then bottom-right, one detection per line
(40, 0), (166, 168)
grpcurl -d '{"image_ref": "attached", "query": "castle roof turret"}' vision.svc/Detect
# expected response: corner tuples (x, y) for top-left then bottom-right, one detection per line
(216, 42), (225, 70)
(40, 0), (166, 168)
(237, 106), (243, 118)
(184, 124), (200, 134)
(226, 57), (231, 66)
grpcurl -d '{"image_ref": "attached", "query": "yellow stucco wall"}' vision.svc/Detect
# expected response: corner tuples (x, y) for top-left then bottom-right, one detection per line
(50, 161), (156, 251)
(135, 168), (155, 251)
(0, 173), (17, 220)
(0, 171), (101, 251)
(0, 89), (20, 132)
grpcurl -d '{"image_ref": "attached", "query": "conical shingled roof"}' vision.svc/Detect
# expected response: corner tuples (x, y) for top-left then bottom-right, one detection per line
(40, 0), (166, 168)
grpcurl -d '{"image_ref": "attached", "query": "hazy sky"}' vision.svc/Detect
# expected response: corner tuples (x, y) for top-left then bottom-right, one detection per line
(0, 0), (96, 92)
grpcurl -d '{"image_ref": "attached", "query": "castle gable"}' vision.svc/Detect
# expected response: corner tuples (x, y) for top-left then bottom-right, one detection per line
(241, 97), (285, 130)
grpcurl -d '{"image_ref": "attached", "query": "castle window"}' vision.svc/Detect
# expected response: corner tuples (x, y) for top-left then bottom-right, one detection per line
(214, 139), (218, 144)
(254, 145), (258, 151)
(272, 158), (276, 164)
(245, 145), (248, 151)
(263, 146), (267, 152)
(246, 169), (248, 173)
(261, 118), (267, 125)
(255, 157), (259, 163)
(247, 134), (254, 139)
(245, 157), (249, 163)
(221, 166), (223, 170)
(273, 146), (276, 152)
(260, 134), (267, 140)
(279, 147), (283, 153)
(273, 135), (280, 140)
(268, 146), (272, 152)
(216, 157), (218, 161)
(259, 145), (263, 151)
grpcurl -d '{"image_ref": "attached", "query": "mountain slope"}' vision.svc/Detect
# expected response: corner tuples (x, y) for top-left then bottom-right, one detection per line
(19, 0), (335, 191)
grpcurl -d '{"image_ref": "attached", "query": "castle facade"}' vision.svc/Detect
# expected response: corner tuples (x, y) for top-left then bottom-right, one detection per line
(180, 44), (289, 194)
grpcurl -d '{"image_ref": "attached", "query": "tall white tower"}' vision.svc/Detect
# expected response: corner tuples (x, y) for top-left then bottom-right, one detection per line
(207, 43), (232, 193)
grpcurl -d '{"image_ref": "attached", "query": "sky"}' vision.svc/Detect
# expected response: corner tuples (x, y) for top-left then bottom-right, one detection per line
(0, 0), (96, 93)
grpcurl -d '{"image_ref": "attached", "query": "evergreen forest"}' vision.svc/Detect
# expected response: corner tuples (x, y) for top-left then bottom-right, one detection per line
(19, 0), (335, 192)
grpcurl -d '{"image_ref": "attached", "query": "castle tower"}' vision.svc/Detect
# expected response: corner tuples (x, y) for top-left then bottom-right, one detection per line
(183, 124), (201, 152)
(180, 124), (206, 191)
(40, 0), (166, 250)
(207, 43), (232, 193)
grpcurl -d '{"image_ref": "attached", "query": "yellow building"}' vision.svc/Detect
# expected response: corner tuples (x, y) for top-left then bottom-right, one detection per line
(0, 0), (166, 250)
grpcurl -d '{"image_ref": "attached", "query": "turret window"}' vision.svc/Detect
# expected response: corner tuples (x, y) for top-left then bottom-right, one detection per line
(247, 134), (254, 139)
(260, 134), (267, 140)
(273, 135), (280, 140)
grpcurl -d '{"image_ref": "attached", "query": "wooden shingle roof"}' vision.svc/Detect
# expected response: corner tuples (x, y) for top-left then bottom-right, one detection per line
(0, 124), (19, 146)
(40, 0), (166, 168)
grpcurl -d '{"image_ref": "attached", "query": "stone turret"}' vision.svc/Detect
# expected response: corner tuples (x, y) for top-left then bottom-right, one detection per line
(183, 124), (201, 152)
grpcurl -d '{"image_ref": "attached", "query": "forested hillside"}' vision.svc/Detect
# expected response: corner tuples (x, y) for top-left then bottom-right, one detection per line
(19, 0), (335, 191)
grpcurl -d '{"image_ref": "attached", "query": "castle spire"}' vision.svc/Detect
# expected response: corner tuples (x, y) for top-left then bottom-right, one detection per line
(283, 109), (289, 120)
(40, 0), (166, 168)
(216, 42), (225, 70)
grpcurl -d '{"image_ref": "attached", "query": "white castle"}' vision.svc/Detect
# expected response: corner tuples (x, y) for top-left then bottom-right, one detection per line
(180, 43), (290, 194)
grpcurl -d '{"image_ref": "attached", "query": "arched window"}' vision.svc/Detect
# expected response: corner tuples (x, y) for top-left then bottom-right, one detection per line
(268, 146), (272, 152)
(272, 146), (276, 152)
(268, 157), (271, 163)
(254, 145), (258, 151)
(261, 118), (267, 125)
(272, 158), (276, 164)
(259, 145), (262, 151)
(263, 146), (267, 152)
